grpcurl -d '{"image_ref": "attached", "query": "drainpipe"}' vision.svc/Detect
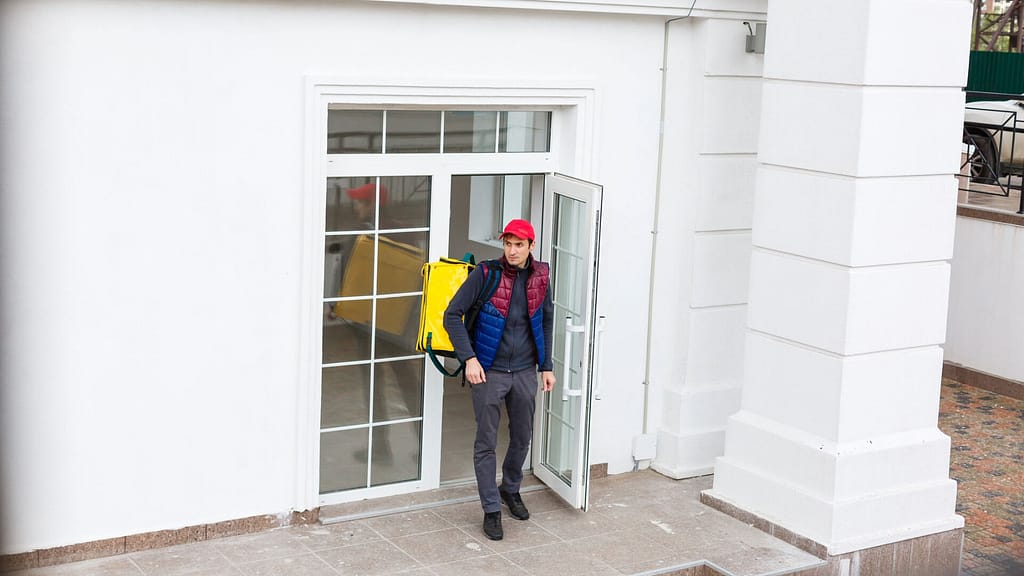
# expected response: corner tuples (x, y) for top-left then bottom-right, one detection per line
(640, 2), (697, 471)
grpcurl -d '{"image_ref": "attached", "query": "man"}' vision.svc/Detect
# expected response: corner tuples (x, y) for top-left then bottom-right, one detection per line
(443, 218), (556, 541)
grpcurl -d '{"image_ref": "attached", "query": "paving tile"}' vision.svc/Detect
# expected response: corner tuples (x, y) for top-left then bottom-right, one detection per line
(425, 554), (528, 576)
(502, 541), (620, 576)
(315, 540), (421, 575)
(4, 556), (143, 576)
(938, 379), (1024, 576)
(455, 519), (560, 552)
(527, 507), (622, 541)
(291, 521), (382, 552)
(360, 511), (452, 539)
(235, 553), (339, 576)
(211, 528), (311, 564)
(390, 527), (494, 566)
(128, 541), (233, 575)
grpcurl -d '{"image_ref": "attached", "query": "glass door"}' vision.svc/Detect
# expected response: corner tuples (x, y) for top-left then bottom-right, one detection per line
(320, 176), (431, 497)
(534, 173), (602, 510)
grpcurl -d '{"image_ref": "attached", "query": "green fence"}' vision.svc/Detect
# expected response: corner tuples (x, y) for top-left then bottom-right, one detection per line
(967, 51), (1024, 100)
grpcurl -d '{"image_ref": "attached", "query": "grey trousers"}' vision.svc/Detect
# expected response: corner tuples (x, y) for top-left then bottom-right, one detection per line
(471, 368), (537, 513)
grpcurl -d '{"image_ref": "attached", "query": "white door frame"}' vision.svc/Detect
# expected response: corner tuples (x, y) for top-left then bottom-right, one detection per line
(297, 79), (597, 510)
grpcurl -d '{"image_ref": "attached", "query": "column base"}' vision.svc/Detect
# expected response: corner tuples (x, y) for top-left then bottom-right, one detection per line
(700, 490), (963, 576)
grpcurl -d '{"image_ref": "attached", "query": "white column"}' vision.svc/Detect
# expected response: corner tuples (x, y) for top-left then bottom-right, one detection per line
(706, 0), (972, 555)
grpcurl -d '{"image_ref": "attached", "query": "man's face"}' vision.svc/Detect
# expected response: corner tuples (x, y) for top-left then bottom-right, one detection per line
(503, 235), (532, 268)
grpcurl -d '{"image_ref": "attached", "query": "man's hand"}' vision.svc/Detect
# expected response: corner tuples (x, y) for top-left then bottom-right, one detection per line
(465, 357), (486, 385)
(540, 371), (555, 392)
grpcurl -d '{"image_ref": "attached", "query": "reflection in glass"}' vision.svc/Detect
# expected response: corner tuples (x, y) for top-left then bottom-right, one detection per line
(333, 234), (375, 302)
(375, 234), (427, 296)
(386, 111), (441, 154)
(320, 428), (368, 492)
(327, 110), (383, 154)
(321, 365), (370, 428)
(373, 359), (424, 422)
(378, 176), (431, 229)
(444, 111), (497, 153)
(499, 111), (551, 153)
(374, 295), (422, 347)
(322, 321), (372, 364)
(324, 238), (345, 300)
(327, 177), (377, 232)
(370, 422), (422, 486)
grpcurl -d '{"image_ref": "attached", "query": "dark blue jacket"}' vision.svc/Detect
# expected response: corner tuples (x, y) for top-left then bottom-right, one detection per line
(443, 255), (553, 373)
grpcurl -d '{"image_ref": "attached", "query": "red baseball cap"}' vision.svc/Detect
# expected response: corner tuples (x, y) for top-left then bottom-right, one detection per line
(501, 219), (535, 242)
(346, 183), (388, 205)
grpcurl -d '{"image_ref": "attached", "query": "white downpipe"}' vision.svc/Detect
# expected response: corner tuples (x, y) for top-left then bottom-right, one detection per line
(640, 3), (697, 467)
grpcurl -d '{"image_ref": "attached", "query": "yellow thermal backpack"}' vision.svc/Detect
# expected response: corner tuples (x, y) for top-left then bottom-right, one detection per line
(416, 254), (500, 377)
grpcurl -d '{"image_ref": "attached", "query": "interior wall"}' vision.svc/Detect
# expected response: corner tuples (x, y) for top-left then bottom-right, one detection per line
(0, 0), (665, 553)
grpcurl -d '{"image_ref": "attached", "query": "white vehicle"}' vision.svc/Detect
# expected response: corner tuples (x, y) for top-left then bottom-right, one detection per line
(963, 97), (1024, 183)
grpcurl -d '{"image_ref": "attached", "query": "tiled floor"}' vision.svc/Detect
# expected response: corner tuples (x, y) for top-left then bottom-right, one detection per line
(938, 378), (1024, 576)
(7, 377), (1021, 576)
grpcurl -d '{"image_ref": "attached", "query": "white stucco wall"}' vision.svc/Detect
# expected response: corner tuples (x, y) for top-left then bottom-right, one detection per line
(649, 16), (761, 479)
(945, 215), (1024, 383)
(0, 0), (688, 553)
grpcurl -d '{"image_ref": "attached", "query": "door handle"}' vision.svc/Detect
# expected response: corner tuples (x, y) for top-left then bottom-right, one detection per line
(593, 315), (606, 400)
(562, 316), (585, 401)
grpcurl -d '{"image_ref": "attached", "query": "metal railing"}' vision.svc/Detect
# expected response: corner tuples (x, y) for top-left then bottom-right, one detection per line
(962, 90), (1024, 214)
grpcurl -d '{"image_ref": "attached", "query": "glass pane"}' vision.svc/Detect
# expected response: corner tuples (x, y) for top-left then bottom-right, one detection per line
(544, 409), (574, 484)
(327, 110), (382, 154)
(499, 111), (551, 153)
(370, 422), (422, 486)
(320, 428), (368, 492)
(374, 295), (422, 348)
(386, 111), (441, 154)
(327, 177), (377, 232)
(323, 319), (372, 364)
(336, 234), (375, 299)
(324, 238), (345, 299)
(379, 176), (430, 229)
(444, 111), (497, 153)
(321, 365), (370, 428)
(372, 359), (424, 422)
(376, 233), (427, 296)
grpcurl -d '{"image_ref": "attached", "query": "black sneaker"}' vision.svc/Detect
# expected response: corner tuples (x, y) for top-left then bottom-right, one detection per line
(483, 511), (503, 540)
(499, 490), (530, 520)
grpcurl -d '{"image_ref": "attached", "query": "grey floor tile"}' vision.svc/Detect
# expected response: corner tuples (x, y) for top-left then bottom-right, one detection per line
(528, 507), (622, 541)
(426, 554), (529, 576)
(457, 520), (560, 552)
(503, 541), (620, 576)
(428, 500), (481, 528)
(390, 527), (493, 566)
(316, 540), (422, 575)
(235, 553), (340, 576)
(562, 531), (677, 571)
(129, 541), (233, 575)
(361, 511), (452, 539)
(6, 556), (143, 576)
(212, 528), (311, 565)
(292, 521), (383, 551)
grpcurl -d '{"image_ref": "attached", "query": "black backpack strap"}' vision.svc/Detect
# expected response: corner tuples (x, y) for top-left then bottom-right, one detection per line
(464, 260), (501, 333)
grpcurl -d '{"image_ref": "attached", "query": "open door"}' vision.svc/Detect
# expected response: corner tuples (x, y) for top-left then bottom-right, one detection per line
(534, 173), (602, 511)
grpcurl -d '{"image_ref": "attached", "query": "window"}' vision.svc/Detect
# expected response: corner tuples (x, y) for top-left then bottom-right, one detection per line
(326, 109), (552, 154)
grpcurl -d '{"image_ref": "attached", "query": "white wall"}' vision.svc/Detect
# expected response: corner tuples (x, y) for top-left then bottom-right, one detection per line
(0, 0), (672, 553)
(649, 17), (762, 479)
(945, 215), (1024, 383)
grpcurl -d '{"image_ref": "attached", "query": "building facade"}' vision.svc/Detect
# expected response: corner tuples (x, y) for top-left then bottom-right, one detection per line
(0, 0), (972, 571)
